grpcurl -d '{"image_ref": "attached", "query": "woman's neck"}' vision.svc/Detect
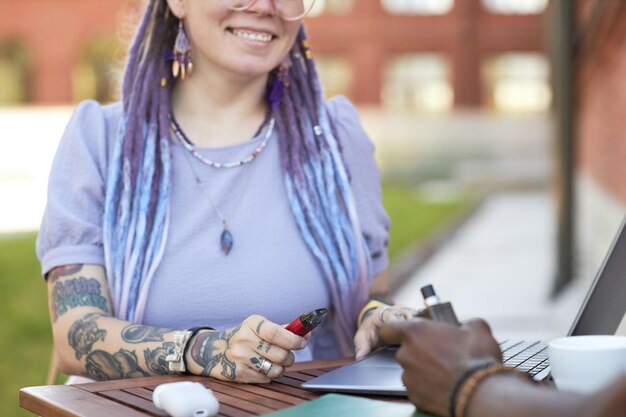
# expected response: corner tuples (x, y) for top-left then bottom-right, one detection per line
(170, 70), (270, 148)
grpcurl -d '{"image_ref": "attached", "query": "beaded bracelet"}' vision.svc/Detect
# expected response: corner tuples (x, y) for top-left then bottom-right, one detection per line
(450, 362), (530, 417)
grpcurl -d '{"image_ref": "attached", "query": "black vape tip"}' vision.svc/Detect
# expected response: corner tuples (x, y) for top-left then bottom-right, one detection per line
(315, 308), (328, 316)
(421, 284), (436, 299)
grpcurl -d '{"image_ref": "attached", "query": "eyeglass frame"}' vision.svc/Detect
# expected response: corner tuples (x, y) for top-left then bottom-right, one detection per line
(219, 0), (317, 21)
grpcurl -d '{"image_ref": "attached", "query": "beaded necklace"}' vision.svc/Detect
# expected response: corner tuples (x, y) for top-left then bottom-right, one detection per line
(169, 115), (275, 169)
(170, 115), (274, 254)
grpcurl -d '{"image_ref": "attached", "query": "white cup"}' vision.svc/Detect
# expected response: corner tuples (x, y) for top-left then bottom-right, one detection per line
(548, 335), (626, 393)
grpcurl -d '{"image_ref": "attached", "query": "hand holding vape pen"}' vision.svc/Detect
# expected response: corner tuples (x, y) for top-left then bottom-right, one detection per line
(285, 308), (328, 336)
(417, 284), (460, 326)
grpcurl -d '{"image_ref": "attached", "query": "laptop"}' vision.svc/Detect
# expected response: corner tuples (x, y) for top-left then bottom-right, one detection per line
(302, 216), (626, 395)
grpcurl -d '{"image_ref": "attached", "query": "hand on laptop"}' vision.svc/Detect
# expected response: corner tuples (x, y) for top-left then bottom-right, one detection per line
(354, 304), (418, 360)
(379, 318), (501, 416)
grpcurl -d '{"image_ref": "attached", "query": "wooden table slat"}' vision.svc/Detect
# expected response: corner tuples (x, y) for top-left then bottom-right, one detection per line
(98, 389), (166, 417)
(203, 381), (294, 409)
(20, 386), (148, 417)
(212, 391), (276, 414)
(215, 402), (255, 417)
(206, 380), (307, 406)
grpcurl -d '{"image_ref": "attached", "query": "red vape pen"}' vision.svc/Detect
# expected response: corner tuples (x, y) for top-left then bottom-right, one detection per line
(285, 308), (328, 336)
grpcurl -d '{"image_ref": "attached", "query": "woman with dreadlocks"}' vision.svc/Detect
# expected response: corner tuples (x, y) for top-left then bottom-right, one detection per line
(37, 0), (415, 383)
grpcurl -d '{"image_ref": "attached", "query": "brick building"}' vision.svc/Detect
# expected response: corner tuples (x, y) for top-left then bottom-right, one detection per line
(0, 0), (547, 109)
(570, 1), (626, 284)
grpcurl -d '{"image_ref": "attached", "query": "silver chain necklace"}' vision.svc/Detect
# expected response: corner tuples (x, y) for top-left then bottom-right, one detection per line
(173, 120), (272, 255)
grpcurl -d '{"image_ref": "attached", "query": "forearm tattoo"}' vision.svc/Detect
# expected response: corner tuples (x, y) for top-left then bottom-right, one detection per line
(67, 313), (106, 359)
(47, 264), (83, 283)
(122, 324), (173, 343)
(85, 348), (150, 380)
(143, 342), (176, 375)
(51, 276), (110, 321)
(189, 325), (241, 380)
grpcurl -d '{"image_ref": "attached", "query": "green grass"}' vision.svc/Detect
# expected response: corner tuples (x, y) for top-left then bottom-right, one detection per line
(383, 183), (471, 260)
(0, 183), (469, 417)
(0, 233), (51, 417)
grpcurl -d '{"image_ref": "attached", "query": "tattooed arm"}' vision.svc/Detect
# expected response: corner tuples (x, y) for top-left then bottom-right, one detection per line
(48, 264), (183, 380)
(47, 264), (308, 382)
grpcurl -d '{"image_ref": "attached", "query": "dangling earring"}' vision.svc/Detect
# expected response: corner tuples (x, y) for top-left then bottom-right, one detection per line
(172, 20), (192, 80)
(266, 58), (291, 109)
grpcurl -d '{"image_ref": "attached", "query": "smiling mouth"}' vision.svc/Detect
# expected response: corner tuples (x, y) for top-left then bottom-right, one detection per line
(228, 28), (275, 43)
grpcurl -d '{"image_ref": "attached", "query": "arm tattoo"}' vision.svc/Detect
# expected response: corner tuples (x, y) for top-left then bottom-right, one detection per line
(122, 324), (172, 343)
(68, 313), (106, 359)
(47, 264), (83, 283)
(143, 342), (176, 375)
(51, 276), (110, 321)
(85, 349), (149, 380)
(189, 326), (241, 380)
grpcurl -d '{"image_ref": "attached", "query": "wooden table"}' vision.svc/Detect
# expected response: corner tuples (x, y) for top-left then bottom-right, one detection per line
(20, 359), (409, 416)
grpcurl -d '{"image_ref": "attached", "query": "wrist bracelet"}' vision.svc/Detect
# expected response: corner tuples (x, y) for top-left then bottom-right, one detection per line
(450, 362), (530, 417)
(165, 330), (193, 373)
(357, 299), (391, 326)
(183, 326), (215, 375)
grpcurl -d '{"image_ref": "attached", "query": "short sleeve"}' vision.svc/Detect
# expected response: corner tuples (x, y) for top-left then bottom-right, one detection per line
(326, 96), (390, 277)
(36, 100), (115, 277)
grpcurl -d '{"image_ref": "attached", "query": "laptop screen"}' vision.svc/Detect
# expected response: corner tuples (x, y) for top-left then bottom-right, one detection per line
(569, 216), (626, 336)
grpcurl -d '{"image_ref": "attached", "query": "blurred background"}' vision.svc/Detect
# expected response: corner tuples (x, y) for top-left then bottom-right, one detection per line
(1, 0), (626, 416)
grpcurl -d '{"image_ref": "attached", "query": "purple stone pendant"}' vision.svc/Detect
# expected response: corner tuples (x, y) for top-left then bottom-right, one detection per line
(220, 222), (233, 255)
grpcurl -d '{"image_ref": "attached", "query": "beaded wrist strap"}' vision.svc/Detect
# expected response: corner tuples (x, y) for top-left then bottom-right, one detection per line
(165, 330), (193, 373)
(450, 362), (530, 417)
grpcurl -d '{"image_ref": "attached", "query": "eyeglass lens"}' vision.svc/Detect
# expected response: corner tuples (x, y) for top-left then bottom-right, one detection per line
(220, 0), (316, 20)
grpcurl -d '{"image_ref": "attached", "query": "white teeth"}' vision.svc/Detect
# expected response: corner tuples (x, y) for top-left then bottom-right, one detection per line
(233, 29), (272, 43)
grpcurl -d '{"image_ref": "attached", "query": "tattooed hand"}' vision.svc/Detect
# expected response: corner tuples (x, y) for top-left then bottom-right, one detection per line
(353, 304), (418, 360)
(185, 315), (307, 383)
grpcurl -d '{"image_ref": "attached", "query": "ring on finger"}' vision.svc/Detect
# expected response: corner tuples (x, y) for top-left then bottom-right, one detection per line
(379, 306), (393, 322)
(259, 357), (273, 375)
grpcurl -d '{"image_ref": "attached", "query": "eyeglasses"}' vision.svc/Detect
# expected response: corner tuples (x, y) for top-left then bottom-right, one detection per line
(219, 0), (317, 21)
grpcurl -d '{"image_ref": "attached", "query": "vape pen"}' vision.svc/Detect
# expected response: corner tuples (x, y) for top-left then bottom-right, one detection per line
(417, 284), (460, 325)
(285, 308), (328, 336)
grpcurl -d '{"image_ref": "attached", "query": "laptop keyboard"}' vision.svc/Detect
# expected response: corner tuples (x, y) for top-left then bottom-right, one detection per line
(499, 340), (550, 378)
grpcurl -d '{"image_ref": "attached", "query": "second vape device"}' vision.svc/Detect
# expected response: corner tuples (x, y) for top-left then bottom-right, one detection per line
(417, 284), (460, 325)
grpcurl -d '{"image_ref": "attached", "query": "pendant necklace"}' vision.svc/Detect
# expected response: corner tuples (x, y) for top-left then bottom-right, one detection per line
(171, 115), (275, 255)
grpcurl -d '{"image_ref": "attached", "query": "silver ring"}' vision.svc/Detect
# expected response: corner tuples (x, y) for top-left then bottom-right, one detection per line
(379, 306), (393, 322)
(258, 357), (273, 375)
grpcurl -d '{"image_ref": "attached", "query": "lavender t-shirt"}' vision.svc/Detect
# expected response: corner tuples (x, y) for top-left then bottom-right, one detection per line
(36, 96), (389, 360)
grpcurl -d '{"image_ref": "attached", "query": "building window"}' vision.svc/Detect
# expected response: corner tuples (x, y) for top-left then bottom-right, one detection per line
(381, 0), (454, 15)
(382, 54), (453, 113)
(0, 39), (31, 104)
(72, 36), (124, 103)
(308, 0), (355, 17)
(481, 0), (548, 14)
(482, 53), (551, 113)
(314, 55), (353, 99)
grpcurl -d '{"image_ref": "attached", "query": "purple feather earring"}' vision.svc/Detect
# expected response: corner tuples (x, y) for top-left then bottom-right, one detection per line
(266, 58), (291, 109)
(172, 20), (192, 80)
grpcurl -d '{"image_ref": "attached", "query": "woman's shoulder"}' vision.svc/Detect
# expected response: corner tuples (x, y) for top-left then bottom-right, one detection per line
(58, 100), (122, 162)
(324, 95), (375, 154)
(71, 99), (122, 130)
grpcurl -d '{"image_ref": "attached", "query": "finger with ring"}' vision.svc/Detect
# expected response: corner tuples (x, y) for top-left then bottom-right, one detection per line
(379, 306), (393, 322)
(257, 357), (274, 375)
